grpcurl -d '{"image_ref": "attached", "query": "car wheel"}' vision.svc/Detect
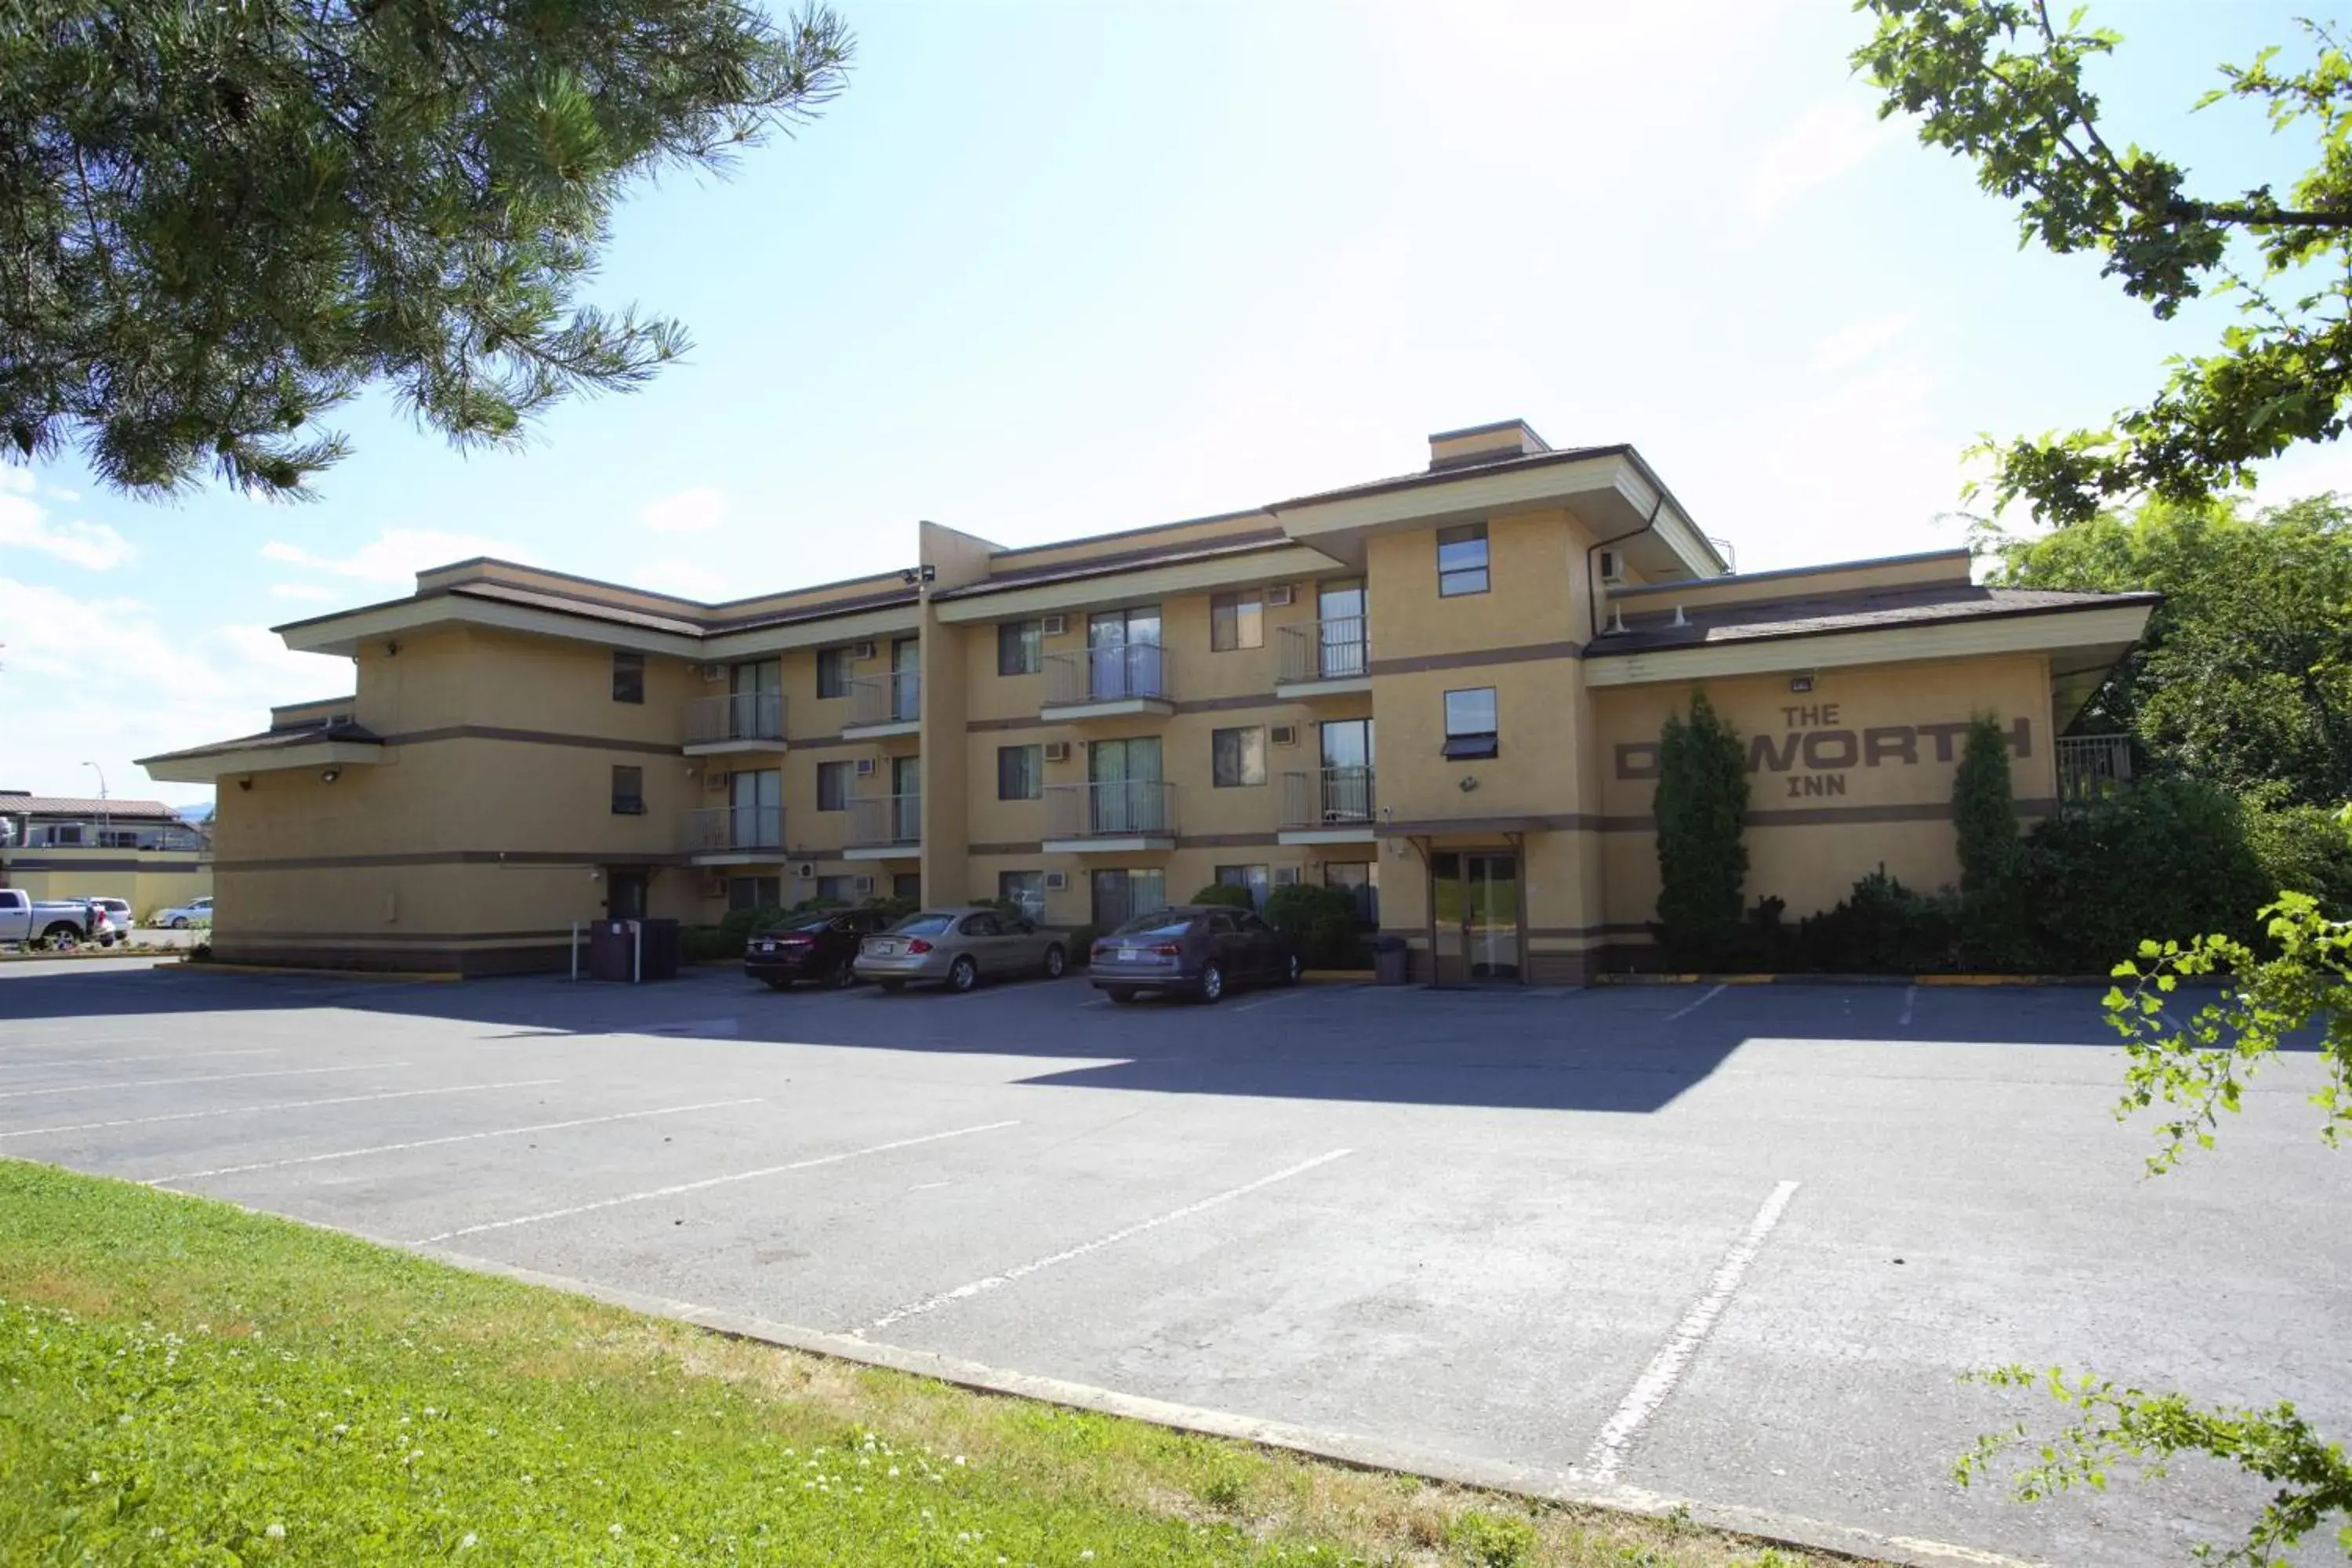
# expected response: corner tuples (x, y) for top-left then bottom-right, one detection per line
(1041, 944), (1067, 979)
(878, 980), (906, 994)
(1283, 952), (1303, 985)
(764, 978), (794, 992)
(948, 955), (979, 993)
(1105, 986), (1138, 1005)
(170, 916), (189, 929)
(1196, 961), (1225, 1004)
(830, 960), (858, 989)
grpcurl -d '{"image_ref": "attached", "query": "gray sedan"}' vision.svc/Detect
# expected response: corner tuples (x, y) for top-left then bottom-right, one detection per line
(855, 908), (1073, 993)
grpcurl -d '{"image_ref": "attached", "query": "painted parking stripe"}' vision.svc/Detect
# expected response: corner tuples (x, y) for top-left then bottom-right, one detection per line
(1661, 983), (1726, 1023)
(1577, 1179), (1801, 1484)
(0, 1048), (277, 1071)
(858, 1148), (1355, 1338)
(416, 1119), (1022, 1244)
(0, 1062), (404, 1102)
(148, 1098), (766, 1185)
(0, 1080), (561, 1142)
(1899, 985), (1918, 1028)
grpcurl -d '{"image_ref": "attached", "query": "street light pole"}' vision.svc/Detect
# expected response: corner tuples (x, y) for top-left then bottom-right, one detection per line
(82, 761), (107, 845)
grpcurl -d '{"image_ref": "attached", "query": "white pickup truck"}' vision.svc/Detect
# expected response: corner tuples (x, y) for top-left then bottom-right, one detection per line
(0, 889), (110, 948)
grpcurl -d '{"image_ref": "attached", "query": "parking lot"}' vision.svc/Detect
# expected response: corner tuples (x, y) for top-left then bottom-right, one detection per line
(2, 960), (2345, 1566)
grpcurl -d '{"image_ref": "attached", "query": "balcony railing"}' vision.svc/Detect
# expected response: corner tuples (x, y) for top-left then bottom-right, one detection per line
(847, 792), (922, 848)
(848, 671), (920, 728)
(1276, 616), (1370, 684)
(686, 691), (786, 747)
(1043, 644), (1174, 707)
(1279, 766), (1375, 829)
(4, 822), (209, 852)
(1044, 779), (1178, 839)
(686, 804), (784, 855)
(2056, 734), (2134, 808)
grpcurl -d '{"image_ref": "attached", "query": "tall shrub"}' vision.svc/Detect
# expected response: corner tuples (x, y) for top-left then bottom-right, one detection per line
(1653, 689), (1749, 967)
(1953, 713), (2027, 967)
(2023, 778), (2270, 973)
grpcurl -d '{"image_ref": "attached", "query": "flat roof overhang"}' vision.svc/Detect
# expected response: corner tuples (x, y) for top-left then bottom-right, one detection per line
(277, 590), (921, 661)
(140, 739), (386, 785)
(1582, 601), (2156, 689)
(1269, 448), (1723, 580)
(931, 543), (1347, 624)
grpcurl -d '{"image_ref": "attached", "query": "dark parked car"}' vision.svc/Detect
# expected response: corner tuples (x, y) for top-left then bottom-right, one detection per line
(1088, 904), (1301, 1004)
(743, 908), (895, 989)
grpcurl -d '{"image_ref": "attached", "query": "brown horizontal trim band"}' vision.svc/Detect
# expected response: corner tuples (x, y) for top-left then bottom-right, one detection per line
(215, 851), (688, 872)
(1175, 832), (1280, 850)
(968, 842), (1046, 857)
(387, 724), (684, 756)
(1367, 639), (1584, 677)
(1592, 797), (2063, 833)
(217, 927), (583, 945)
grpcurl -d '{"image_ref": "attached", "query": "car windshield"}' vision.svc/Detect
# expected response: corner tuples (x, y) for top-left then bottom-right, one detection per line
(891, 914), (956, 937)
(1112, 913), (1196, 938)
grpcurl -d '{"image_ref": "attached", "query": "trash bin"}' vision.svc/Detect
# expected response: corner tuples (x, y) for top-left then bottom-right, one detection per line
(1372, 934), (1410, 986)
(638, 917), (682, 982)
(587, 919), (637, 982)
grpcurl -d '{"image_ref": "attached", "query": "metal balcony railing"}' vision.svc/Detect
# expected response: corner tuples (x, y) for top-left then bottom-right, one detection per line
(1043, 644), (1173, 707)
(686, 691), (785, 746)
(1279, 766), (1375, 829)
(847, 671), (920, 728)
(1276, 616), (1370, 684)
(8, 822), (210, 851)
(686, 804), (784, 854)
(2056, 734), (2134, 808)
(1044, 779), (1178, 839)
(847, 793), (922, 848)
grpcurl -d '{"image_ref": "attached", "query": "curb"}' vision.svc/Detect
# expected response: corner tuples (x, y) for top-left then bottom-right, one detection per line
(1592, 971), (2120, 989)
(1299, 969), (1374, 984)
(155, 960), (463, 983)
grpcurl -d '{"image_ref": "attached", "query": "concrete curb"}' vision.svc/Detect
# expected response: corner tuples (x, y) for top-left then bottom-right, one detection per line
(1593, 971), (2120, 989)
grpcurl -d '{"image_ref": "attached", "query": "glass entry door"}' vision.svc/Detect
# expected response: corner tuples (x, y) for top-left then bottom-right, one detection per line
(1429, 851), (1520, 984)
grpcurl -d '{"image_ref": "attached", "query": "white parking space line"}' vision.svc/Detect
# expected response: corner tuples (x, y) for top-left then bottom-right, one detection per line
(149, 1098), (765, 1185)
(0, 1062), (405, 1102)
(858, 1148), (1355, 1338)
(0, 1048), (277, 1071)
(0, 1080), (562, 1142)
(417, 1119), (1022, 1245)
(1577, 1179), (1801, 1484)
(1662, 983), (1727, 1024)
(1900, 985), (1918, 1028)
(1231, 989), (1309, 1014)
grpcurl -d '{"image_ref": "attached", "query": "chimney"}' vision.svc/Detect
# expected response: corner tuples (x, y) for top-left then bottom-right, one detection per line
(1427, 419), (1550, 473)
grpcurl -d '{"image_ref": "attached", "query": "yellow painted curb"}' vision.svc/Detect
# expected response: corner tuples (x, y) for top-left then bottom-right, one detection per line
(1298, 970), (1374, 984)
(162, 960), (464, 983)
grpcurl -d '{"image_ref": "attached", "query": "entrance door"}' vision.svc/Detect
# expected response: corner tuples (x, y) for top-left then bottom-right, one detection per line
(1316, 579), (1367, 679)
(1429, 851), (1520, 984)
(607, 869), (649, 920)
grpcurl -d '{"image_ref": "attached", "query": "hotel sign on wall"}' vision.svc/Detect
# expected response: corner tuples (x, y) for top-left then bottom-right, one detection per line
(1613, 705), (2031, 800)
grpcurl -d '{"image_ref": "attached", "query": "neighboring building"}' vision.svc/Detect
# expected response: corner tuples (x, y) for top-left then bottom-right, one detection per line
(140, 420), (2154, 980)
(0, 792), (212, 920)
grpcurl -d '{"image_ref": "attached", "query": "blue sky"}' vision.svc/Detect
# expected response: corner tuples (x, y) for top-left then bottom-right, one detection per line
(2, 0), (2341, 806)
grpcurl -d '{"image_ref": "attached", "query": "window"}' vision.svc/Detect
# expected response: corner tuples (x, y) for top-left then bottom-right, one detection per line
(1443, 687), (1499, 760)
(728, 877), (782, 913)
(612, 649), (645, 703)
(1437, 522), (1490, 597)
(996, 743), (1043, 800)
(1212, 726), (1267, 787)
(99, 829), (140, 849)
(999, 870), (1045, 919)
(815, 873), (858, 904)
(893, 873), (921, 901)
(1325, 862), (1379, 925)
(45, 824), (85, 846)
(1090, 867), (1166, 930)
(960, 911), (1003, 937)
(1209, 590), (1264, 652)
(816, 646), (851, 699)
(815, 760), (853, 811)
(997, 619), (1042, 676)
(610, 764), (645, 815)
(1215, 863), (1270, 910)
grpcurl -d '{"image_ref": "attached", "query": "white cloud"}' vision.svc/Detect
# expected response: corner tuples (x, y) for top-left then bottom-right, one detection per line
(631, 557), (728, 600)
(260, 528), (534, 586)
(0, 467), (34, 495)
(267, 582), (337, 602)
(641, 485), (731, 535)
(0, 489), (139, 571)
(1744, 99), (1903, 216)
(1810, 312), (1917, 374)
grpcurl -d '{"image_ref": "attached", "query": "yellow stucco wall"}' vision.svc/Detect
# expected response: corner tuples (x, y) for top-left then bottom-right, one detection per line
(0, 854), (211, 920)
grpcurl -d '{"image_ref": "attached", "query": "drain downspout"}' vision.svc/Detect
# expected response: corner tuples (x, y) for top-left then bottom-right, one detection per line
(1585, 497), (1668, 641)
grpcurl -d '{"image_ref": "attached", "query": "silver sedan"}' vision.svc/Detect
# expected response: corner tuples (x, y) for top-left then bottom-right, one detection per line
(854, 908), (1073, 994)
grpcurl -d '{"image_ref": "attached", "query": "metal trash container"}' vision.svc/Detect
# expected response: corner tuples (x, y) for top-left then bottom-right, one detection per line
(587, 919), (637, 982)
(1372, 934), (1410, 986)
(638, 917), (682, 982)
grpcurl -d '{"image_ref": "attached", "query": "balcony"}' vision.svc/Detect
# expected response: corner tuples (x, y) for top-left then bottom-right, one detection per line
(2056, 733), (2134, 809)
(1040, 644), (1175, 720)
(845, 793), (922, 858)
(1042, 779), (1178, 852)
(1275, 617), (1372, 697)
(844, 671), (920, 739)
(684, 691), (786, 755)
(685, 804), (784, 865)
(1279, 766), (1376, 844)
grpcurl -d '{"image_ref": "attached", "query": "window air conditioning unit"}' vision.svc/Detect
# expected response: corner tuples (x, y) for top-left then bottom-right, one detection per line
(1044, 870), (1069, 891)
(702, 664), (728, 682)
(1043, 740), (1072, 764)
(854, 875), (875, 895)
(1273, 866), (1301, 886)
(849, 640), (877, 661)
(1266, 584), (1295, 608)
(1599, 550), (1625, 584)
(1040, 613), (1067, 637)
(854, 757), (877, 777)
(793, 861), (817, 879)
(1270, 724), (1300, 747)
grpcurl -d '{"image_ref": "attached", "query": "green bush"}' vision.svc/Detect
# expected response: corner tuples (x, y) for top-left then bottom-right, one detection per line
(861, 893), (920, 923)
(1446, 1508), (1537, 1567)
(681, 924), (740, 963)
(1265, 882), (1367, 968)
(1653, 688), (1750, 968)
(1954, 713), (2027, 969)
(2243, 801), (2352, 916)
(2022, 777), (2271, 973)
(1189, 883), (1255, 910)
(1795, 868), (1962, 973)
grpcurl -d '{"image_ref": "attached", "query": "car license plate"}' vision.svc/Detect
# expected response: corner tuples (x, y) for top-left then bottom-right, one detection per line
(757, 940), (775, 953)
(873, 940), (901, 956)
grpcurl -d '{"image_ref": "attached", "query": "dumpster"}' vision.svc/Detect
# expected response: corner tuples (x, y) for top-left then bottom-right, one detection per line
(638, 917), (682, 982)
(1372, 934), (1410, 986)
(587, 919), (637, 982)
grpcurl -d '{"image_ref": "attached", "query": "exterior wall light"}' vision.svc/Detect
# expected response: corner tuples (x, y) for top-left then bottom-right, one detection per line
(1789, 673), (1816, 693)
(320, 768), (341, 784)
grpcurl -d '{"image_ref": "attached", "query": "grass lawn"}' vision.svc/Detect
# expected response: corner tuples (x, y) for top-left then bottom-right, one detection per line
(0, 1160), (1853, 1566)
